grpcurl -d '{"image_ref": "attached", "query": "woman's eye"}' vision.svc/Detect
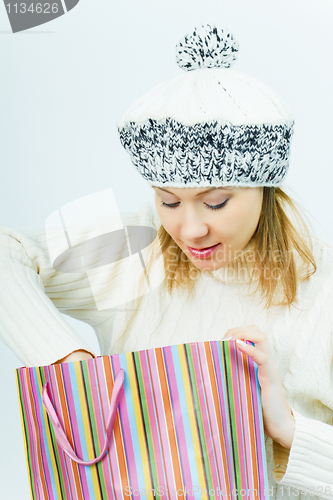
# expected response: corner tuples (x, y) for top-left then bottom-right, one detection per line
(205, 199), (229, 210)
(160, 199), (229, 210)
(160, 201), (179, 209)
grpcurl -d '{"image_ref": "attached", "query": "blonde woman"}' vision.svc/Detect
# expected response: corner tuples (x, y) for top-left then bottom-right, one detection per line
(0, 25), (332, 498)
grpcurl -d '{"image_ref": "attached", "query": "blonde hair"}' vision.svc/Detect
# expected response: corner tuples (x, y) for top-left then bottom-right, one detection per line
(156, 186), (317, 309)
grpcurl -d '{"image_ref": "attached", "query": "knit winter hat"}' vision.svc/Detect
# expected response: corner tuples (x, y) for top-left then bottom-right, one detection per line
(118, 25), (294, 188)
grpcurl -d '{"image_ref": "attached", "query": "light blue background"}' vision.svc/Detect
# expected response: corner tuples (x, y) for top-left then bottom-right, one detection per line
(0, 0), (333, 497)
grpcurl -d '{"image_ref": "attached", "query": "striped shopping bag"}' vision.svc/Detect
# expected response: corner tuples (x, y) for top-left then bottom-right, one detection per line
(16, 341), (269, 500)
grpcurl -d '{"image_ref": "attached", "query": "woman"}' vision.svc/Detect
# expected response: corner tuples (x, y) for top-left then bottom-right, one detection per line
(0, 25), (332, 498)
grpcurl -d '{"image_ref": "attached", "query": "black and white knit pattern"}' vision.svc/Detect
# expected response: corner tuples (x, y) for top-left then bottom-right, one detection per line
(118, 118), (294, 188)
(176, 25), (239, 71)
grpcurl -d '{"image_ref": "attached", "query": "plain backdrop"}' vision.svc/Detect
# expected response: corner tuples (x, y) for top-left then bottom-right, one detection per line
(0, 0), (333, 497)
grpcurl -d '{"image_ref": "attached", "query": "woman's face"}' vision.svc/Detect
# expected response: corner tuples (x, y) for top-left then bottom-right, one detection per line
(153, 185), (263, 271)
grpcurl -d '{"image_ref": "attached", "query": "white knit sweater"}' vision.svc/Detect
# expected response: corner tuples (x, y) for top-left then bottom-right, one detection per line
(0, 202), (333, 499)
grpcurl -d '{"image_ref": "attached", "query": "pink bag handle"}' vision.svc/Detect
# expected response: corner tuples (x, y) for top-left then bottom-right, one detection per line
(42, 368), (124, 466)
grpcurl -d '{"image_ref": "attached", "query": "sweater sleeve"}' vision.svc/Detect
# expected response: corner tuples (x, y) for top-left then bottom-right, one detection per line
(0, 227), (97, 367)
(270, 234), (333, 497)
(272, 408), (333, 497)
(0, 201), (161, 368)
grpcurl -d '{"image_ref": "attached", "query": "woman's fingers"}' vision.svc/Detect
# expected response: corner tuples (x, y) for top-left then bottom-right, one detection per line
(223, 325), (268, 347)
(224, 326), (278, 385)
(234, 339), (275, 389)
(223, 326), (295, 448)
(234, 340), (268, 366)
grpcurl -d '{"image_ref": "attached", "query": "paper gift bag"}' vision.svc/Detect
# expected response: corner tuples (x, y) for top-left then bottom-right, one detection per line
(16, 341), (269, 500)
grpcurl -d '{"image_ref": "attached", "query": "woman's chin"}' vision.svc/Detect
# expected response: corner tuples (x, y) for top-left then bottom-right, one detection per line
(189, 255), (229, 272)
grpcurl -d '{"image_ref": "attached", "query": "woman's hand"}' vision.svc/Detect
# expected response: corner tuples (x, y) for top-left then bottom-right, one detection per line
(53, 349), (94, 364)
(222, 325), (295, 449)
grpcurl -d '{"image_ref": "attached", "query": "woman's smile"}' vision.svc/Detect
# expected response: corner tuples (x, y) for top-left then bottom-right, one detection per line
(186, 243), (221, 258)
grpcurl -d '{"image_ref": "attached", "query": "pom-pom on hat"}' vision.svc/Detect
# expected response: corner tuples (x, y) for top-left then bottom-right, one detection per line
(118, 25), (294, 188)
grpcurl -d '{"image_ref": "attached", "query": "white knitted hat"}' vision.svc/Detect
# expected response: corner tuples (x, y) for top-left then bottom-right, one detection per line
(118, 25), (294, 188)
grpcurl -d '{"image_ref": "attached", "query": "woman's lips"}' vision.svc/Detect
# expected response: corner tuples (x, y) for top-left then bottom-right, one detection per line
(186, 243), (220, 258)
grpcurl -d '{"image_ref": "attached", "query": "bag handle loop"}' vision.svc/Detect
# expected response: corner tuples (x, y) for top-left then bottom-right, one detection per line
(42, 368), (124, 466)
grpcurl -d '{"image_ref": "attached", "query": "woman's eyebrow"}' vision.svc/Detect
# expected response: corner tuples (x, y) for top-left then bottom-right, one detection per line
(155, 187), (232, 197)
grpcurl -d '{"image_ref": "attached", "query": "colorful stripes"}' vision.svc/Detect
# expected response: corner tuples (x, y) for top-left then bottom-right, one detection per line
(16, 341), (269, 499)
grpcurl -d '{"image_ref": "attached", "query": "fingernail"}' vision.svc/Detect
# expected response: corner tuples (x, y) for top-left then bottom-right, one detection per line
(222, 336), (233, 341)
(236, 339), (247, 346)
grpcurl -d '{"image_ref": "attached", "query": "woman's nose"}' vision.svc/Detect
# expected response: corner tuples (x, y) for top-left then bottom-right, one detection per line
(180, 210), (209, 241)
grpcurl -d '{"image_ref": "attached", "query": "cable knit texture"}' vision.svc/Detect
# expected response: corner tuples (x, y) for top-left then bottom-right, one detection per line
(0, 202), (333, 499)
(117, 24), (295, 189)
(118, 118), (294, 188)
